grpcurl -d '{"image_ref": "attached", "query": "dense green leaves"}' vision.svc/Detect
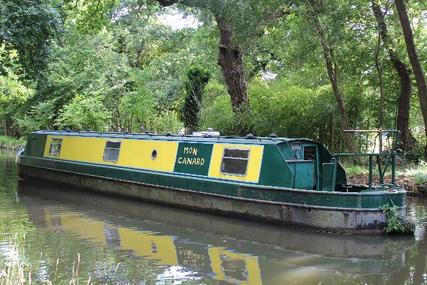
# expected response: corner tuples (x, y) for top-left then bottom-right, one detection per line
(0, 0), (62, 79)
(0, 0), (426, 158)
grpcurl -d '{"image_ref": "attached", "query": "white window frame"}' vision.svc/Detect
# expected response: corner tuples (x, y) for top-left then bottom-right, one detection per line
(103, 141), (121, 162)
(49, 138), (62, 156)
(220, 148), (250, 176)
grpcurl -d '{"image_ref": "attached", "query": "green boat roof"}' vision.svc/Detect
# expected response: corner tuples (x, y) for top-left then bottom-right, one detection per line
(32, 130), (318, 145)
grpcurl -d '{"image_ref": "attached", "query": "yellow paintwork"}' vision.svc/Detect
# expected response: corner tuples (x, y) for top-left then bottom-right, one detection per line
(208, 247), (263, 285)
(120, 139), (178, 172)
(208, 144), (264, 183)
(43, 209), (178, 265)
(44, 135), (178, 172)
(43, 135), (264, 183)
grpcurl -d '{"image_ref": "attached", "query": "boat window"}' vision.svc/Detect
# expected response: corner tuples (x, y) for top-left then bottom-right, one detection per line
(151, 150), (157, 160)
(103, 141), (121, 162)
(304, 146), (316, 160)
(49, 138), (62, 156)
(221, 148), (250, 176)
(291, 143), (302, 160)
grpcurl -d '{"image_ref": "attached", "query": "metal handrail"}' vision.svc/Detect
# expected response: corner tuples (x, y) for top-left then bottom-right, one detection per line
(334, 151), (397, 189)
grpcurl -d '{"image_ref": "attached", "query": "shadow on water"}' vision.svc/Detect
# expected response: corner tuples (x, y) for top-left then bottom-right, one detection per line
(15, 178), (426, 285)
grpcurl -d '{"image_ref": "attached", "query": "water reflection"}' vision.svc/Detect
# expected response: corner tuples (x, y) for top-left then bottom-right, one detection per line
(16, 179), (424, 285)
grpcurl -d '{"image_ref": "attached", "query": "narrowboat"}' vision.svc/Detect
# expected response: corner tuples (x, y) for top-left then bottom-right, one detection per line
(16, 130), (407, 233)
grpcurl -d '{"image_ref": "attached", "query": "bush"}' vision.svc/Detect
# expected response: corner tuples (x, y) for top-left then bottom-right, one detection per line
(14, 99), (57, 134)
(199, 78), (337, 141)
(146, 111), (183, 134)
(199, 82), (234, 134)
(382, 204), (414, 234)
(56, 95), (112, 131)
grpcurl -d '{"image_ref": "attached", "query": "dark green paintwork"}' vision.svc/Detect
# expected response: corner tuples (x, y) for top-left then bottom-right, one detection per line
(258, 145), (293, 187)
(24, 133), (46, 157)
(290, 161), (315, 189)
(322, 162), (336, 192)
(19, 156), (405, 209)
(20, 131), (406, 211)
(174, 143), (213, 176)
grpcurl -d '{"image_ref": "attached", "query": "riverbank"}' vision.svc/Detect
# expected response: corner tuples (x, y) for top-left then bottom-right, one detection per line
(0, 136), (26, 150)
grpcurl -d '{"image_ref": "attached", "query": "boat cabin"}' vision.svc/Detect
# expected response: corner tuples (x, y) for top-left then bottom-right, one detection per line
(23, 130), (347, 191)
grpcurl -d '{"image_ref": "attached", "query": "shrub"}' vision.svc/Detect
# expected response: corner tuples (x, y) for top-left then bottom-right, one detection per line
(146, 111), (183, 134)
(56, 95), (112, 131)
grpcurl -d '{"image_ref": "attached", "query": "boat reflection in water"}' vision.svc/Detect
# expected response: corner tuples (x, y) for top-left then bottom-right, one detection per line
(18, 180), (414, 285)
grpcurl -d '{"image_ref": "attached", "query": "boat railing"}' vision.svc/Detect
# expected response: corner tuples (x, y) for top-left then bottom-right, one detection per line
(334, 129), (400, 190)
(334, 152), (397, 189)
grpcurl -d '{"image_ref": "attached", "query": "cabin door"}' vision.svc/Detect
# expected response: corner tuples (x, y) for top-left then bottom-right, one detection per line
(302, 145), (319, 190)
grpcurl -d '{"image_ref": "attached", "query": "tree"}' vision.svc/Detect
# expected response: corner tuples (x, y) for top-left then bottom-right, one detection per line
(395, 0), (427, 157)
(156, 0), (290, 116)
(214, 14), (248, 113)
(180, 67), (210, 133)
(371, 1), (414, 151)
(304, 1), (357, 153)
(0, 45), (34, 136)
(0, 0), (62, 80)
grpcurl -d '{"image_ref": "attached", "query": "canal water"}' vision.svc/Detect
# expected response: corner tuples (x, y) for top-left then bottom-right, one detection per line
(1, 149), (427, 285)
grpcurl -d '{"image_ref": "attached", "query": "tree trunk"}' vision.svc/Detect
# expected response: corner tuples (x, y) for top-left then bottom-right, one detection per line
(306, 5), (357, 153)
(215, 15), (249, 113)
(371, 2), (414, 151)
(373, 33), (385, 129)
(395, 0), (427, 157)
(157, 0), (249, 115)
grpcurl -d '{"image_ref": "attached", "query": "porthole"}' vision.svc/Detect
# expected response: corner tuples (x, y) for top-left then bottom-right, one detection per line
(151, 150), (157, 160)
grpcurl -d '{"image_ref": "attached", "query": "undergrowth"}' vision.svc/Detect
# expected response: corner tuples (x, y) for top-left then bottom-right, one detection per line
(381, 204), (414, 235)
(402, 162), (427, 184)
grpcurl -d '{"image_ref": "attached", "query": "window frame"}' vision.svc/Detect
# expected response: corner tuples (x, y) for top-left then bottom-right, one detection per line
(48, 138), (63, 156)
(103, 141), (121, 163)
(220, 148), (250, 177)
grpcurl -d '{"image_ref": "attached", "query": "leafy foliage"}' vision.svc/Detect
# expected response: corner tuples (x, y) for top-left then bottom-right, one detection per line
(180, 67), (210, 132)
(0, 45), (34, 136)
(0, 0), (62, 79)
(56, 95), (112, 131)
(0, 0), (425, 160)
(382, 204), (415, 234)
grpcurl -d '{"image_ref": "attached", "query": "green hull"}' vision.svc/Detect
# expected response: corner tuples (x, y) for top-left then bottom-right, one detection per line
(17, 157), (405, 232)
(16, 130), (408, 233)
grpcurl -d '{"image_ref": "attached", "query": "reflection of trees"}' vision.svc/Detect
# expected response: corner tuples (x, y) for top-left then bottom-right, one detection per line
(413, 240), (427, 285)
(389, 198), (427, 285)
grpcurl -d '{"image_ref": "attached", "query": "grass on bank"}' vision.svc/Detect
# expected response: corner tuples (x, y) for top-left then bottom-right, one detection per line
(401, 163), (427, 184)
(0, 241), (91, 285)
(0, 136), (26, 150)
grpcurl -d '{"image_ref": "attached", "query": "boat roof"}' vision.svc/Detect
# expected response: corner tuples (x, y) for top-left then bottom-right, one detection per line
(32, 130), (318, 146)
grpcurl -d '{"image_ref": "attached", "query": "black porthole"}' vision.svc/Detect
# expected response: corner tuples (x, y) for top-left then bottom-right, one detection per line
(151, 150), (157, 160)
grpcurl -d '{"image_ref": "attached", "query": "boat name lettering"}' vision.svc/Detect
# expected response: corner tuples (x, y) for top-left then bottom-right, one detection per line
(177, 156), (205, 166)
(183, 147), (198, 156)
